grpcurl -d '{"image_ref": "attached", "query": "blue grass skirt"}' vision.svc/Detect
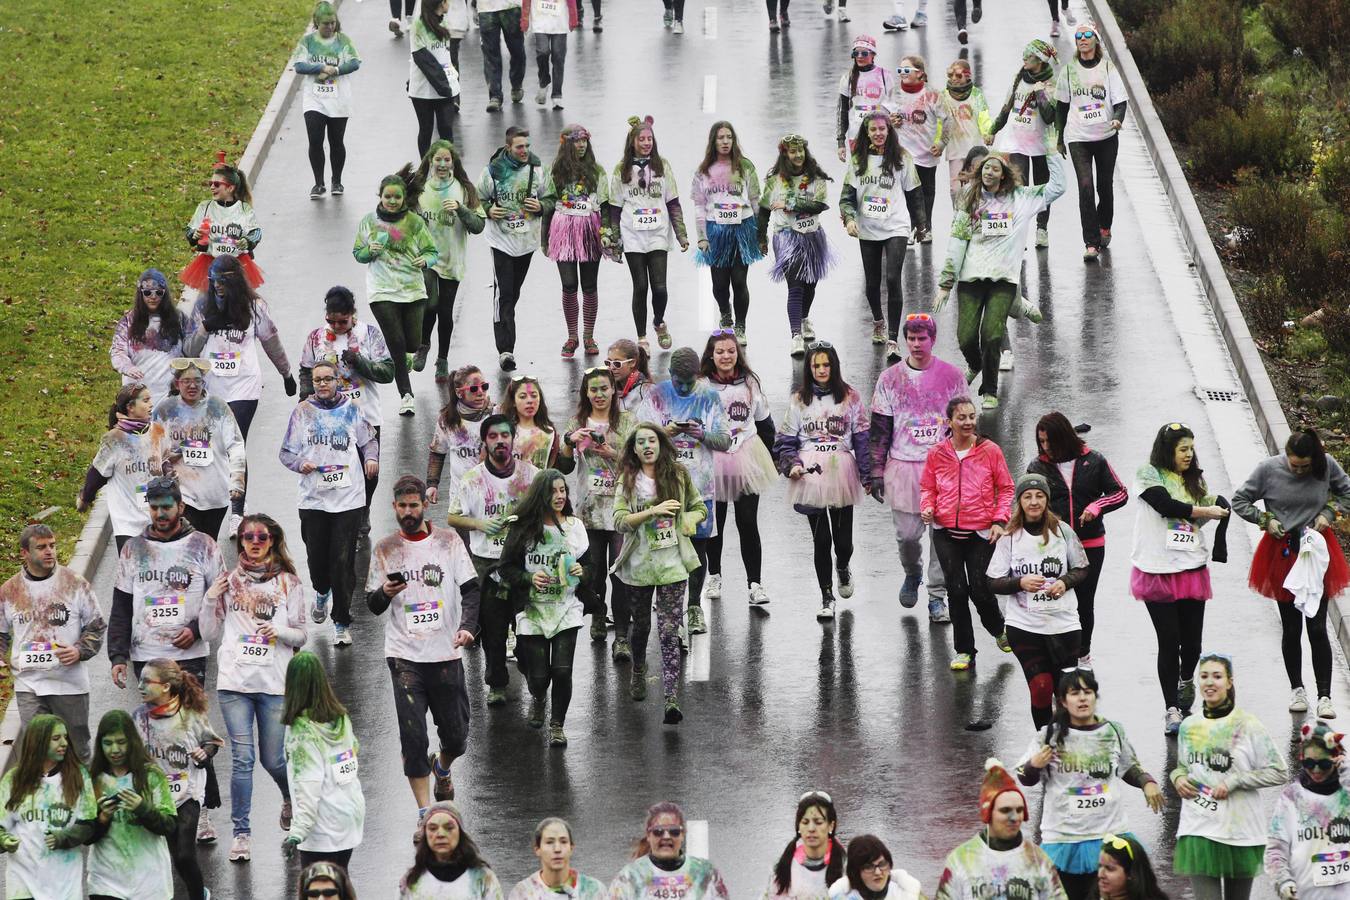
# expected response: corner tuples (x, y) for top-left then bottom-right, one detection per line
(696, 219), (764, 268)
(770, 228), (838, 284)
(1043, 834), (1139, 875)
(1174, 836), (1264, 878)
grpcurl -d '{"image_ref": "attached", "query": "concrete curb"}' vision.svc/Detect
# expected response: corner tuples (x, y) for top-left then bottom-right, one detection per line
(69, 497), (111, 584)
(1085, 0), (1350, 663)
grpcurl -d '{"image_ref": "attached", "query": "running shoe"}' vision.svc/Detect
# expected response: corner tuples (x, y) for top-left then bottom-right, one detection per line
(528, 696), (546, 728)
(310, 184), (326, 200)
(748, 583), (771, 606)
(1164, 706), (1183, 735)
(703, 574), (722, 600)
(499, 351), (517, 371)
(197, 809), (217, 844)
(535, 87), (548, 105)
(663, 699), (683, 724)
(1077, 654), (1093, 670)
(781, 11), (791, 26)
(928, 598), (951, 623)
(334, 624), (352, 646)
(871, 320), (886, 344)
(965, 367), (979, 385)
(673, 20), (684, 33)
(511, 88), (524, 103)
(837, 7), (850, 22)
(915, 227), (932, 243)
(638, 336), (650, 354)
(1289, 687), (1309, 712)
(549, 724), (568, 746)
(1083, 246), (1100, 261)
(981, 394), (999, 410)
(1050, 19), (1060, 36)
(486, 688), (507, 707)
(506, 625), (516, 656)
(655, 322), (672, 349)
(1035, 227), (1049, 248)
(612, 637), (632, 663)
(311, 590), (330, 624)
(687, 606), (707, 634)
(388, 16), (403, 36)
(885, 339), (901, 361)
(801, 318), (815, 340)
(429, 753), (455, 800)
(911, 10), (927, 25)
(837, 567), (854, 598)
(330, 182), (344, 196)
(229, 833), (251, 862)
(486, 97), (502, 112)
(663, 8), (674, 26)
(553, 98), (565, 110)
(734, 324), (748, 347)
(719, 313), (734, 329)
(561, 338), (579, 359)
(817, 595), (836, 621)
(957, 27), (968, 44)
(593, 15), (603, 31)
(883, 14), (908, 30)
(590, 615), (607, 642)
(412, 344), (430, 372)
(1318, 696), (1338, 719)
(950, 653), (974, 671)
(631, 666), (648, 700)
(435, 357), (450, 384)
(769, 17), (780, 31)
(791, 334), (806, 357)
(971, 0), (982, 23)
(898, 573), (921, 608)
(399, 393), (416, 416)
(997, 631), (1012, 652)
(999, 349), (1015, 372)
(229, 512), (243, 536)
(1099, 228), (1112, 248)
(280, 800), (292, 831)
(1178, 678), (1196, 712)
(583, 336), (599, 356)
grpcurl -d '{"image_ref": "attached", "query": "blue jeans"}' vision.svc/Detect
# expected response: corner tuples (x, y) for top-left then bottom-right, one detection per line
(218, 690), (289, 836)
(478, 9), (526, 101)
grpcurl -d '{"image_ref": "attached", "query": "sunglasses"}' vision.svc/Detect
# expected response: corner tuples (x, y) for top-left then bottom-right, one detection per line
(604, 358), (630, 368)
(170, 358), (209, 372)
(1199, 651), (1233, 664)
(780, 133), (807, 144)
(711, 328), (737, 338)
(648, 826), (684, 838)
(209, 179), (232, 188)
(509, 374), (538, 385)
(1102, 833), (1134, 860)
(458, 382), (490, 394)
(1303, 757), (1337, 772)
(140, 287), (165, 297)
(807, 341), (833, 351)
(1075, 30), (1096, 39)
(799, 789), (833, 804)
(306, 890), (340, 899)
(897, 66), (918, 75)
(852, 49), (875, 58)
(906, 313), (933, 322)
(240, 531), (272, 544)
(325, 315), (353, 324)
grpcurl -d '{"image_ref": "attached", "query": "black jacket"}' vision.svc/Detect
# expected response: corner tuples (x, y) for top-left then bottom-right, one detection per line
(1027, 446), (1127, 545)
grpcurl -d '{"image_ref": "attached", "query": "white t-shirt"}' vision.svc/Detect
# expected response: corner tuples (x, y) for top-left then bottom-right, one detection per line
(1129, 465), (1213, 574)
(529, 0), (570, 33)
(199, 569), (308, 695)
(843, 152), (921, 240)
(708, 377), (770, 453)
(1015, 721), (1147, 842)
(448, 462), (540, 559)
(1268, 781), (1350, 898)
(870, 358), (968, 463)
(1176, 708), (1286, 846)
(993, 79), (1055, 157)
(292, 32), (360, 118)
(152, 394), (246, 511)
(612, 159), (681, 253)
(299, 322), (390, 427)
(988, 524), (1087, 635)
(188, 295), (283, 404)
(91, 424), (172, 537)
(280, 397), (374, 513)
(86, 769), (175, 900)
(515, 519), (589, 639)
(1055, 57), (1127, 144)
(0, 770), (98, 900)
(407, 17), (459, 100)
(114, 531), (223, 662)
(134, 704), (220, 809)
(431, 418), (487, 488)
(0, 566), (103, 696)
(837, 66), (894, 147)
(368, 526), (478, 663)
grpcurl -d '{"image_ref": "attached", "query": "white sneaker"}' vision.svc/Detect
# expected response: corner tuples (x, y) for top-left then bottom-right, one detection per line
(229, 832), (251, 862)
(748, 582), (771, 606)
(506, 626), (517, 656)
(1318, 696), (1337, 718)
(499, 351), (517, 371)
(1290, 687), (1309, 712)
(334, 624), (352, 646)
(801, 318), (815, 340)
(228, 512), (243, 537)
(1164, 706), (1184, 735)
(311, 591), (330, 624)
(981, 394), (999, 410)
(196, 809), (217, 844)
(535, 87), (547, 105)
(703, 574), (722, 601)
(837, 7), (850, 22)
(837, 567), (854, 599)
(399, 393), (416, 416)
(882, 13), (909, 29)
(1015, 293), (1044, 323)
(672, 20), (684, 33)
(1076, 654), (1093, 670)
(790, 333), (806, 357)
(1036, 227), (1050, 248)
(816, 597), (836, 621)
(388, 17), (403, 36)
(1065, 5), (1076, 24)
(999, 349), (1015, 371)
(552, 98), (565, 110)
(885, 339), (901, 360)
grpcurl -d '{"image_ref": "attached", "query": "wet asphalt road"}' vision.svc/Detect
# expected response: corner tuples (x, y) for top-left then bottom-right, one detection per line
(63, 0), (1350, 896)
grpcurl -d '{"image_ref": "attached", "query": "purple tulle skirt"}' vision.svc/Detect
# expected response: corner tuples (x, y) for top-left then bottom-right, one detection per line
(788, 448), (864, 510)
(1130, 566), (1213, 602)
(548, 211), (602, 262)
(713, 440), (778, 501)
(770, 228), (838, 284)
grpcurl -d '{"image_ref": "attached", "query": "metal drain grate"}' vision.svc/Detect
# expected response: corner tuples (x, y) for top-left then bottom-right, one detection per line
(1196, 386), (1244, 403)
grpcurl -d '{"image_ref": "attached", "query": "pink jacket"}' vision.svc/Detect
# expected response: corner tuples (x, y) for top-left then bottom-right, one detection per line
(919, 437), (1014, 531)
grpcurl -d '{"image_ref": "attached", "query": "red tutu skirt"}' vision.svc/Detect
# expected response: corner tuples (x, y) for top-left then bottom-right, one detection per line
(1249, 528), (1350, 602)
(179, 252), (265, 290)
(1130, 566), (1212, 602)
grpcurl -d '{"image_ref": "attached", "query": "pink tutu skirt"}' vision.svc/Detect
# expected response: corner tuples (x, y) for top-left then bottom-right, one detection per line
(1130, 566), (1213, 602)
(547, 210), (602, 262)
(713, 440), (778, 501)
(788, 448), (864, 510)
(883, 458), (926, 513)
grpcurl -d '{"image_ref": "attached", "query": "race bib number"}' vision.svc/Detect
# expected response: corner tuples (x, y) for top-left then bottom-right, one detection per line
(18, 642), (58, 671)
(539, 0), (561, 12)
(559, 199), (591, 216)
(210, 352), (241, 377)
(649, 517), (677, 550)
(633, 208), (664, 231)
(1167, 519), (1198, 548)
(314, 82), (337, 94)
(862, 195), (890, 219)
(404, 599), (445, 635)
(981, 212), (1012, 236)
(145, 594), (186, 626)
(1013, 113), (1035, 127)
(712, 202), (743, 224)
(237, 634), (274, 665)
(647, 874), (693, 900)
(331, 749), (359, 785)
(590, 467), (617, 495)
(1029, 585), (1065, 610)
(503, 213), (529, 232)
(340, 378), (362, 402)
(674, 440), (696, 463)
(1312, 850), (1350, 887)
(181, 440), (213, 467)
(813, 441), (840, 454)
(790, 214), (820, 234)
(1078, 102), (1105, 121)
(317, 465), (352, 489)
(1190, 783), (1221, 814)
(166, 771), (189, 798)
(1066, 783), (1109, 809)
(909, 422), (942, 444)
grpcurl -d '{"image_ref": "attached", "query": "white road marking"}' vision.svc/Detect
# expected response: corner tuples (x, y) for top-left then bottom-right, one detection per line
(703, 7), (718, 38)
(698, 267), (718, 330)
(690, 626), (711, 681)
(686, 819), (710, 857)
(702, 75), (717, 114)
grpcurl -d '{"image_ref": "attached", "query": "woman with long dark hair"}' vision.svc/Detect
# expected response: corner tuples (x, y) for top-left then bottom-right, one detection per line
(835, 36), (892, 162)
(762, 790), (845, 898)
(86, 708), (177, 900)
(1026, 412), (1127, 668)
(427, 364), (492, 506)
(110, 269), (185, 405)
(1087, 835), (1169, 900)
(991, 40), (1059, 249)
(77, 382), (172, 550)
(1233, 429), (1350, 719)
(775, 342), (868, 620)
(399, 802), (503, 899)
(610, 802), (729, 899)
(1129, 423), (1230, 734)
(501, 375), (570, 471)
(607, 339), (653, 412)
(498, 470), (590, 746)
(0, 715), (97, 900)
(692, 121), (764, 344)
(543, 124), (609, 358)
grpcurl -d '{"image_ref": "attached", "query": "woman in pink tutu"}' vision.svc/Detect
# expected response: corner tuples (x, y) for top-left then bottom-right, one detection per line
(700, 331), (778, 607)
(542, 124), (611, 359)
(181, 151), (264, 291)
(1128, 422), (1231, 735)
(773, 341), (869, 622)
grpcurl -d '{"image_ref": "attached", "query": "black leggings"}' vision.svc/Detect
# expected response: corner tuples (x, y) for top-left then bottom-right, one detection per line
(303, 111), (348, 187)
(1068, 135), (1119, 249)
(171, 798), (207, 900)
(954, 0), (982, 29)
(1144, 598), (1206, 708)
(301, 848), (354, 871)
(662, 0), (686, 20)
(807, 508), (854, 594)
(370, 299), (426, 396)
(626, 250), (669, 336)
(687, 537), (709, 609)
(226, 398), (258, 516)
(1009, 153), (1051, 230)
(184, 505), (228, 542)
(1007, 625), (1083, 728)
(492, 249), (534, 354)
(1279, 594), (1333, 697)
(1076, 545), (1105, 656)
(389, 0), (414, 15)
(586, 529), (627, 634)
(766, 0), (791, 15)
(558, 259), (600, 293)
(421, 271), (461, 361)
(516, 627), (580, 725)
(932, 530), (1003, 656)
(858, 237), (907, 338)
(708, 496), (763, 584)
(913, 165), (937, 233)
(711, 264), (750, 327)
(411, 97), (455, 159)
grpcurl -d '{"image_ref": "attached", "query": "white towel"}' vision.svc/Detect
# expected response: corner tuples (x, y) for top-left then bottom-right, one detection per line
(1284, 529), (1330, 618)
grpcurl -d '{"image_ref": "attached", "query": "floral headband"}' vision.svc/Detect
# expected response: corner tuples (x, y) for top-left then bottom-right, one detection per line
(562, 126), (590, 143)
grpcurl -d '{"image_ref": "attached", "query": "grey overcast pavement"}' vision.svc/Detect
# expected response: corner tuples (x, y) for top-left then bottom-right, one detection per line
(54, 0), (1350, 896)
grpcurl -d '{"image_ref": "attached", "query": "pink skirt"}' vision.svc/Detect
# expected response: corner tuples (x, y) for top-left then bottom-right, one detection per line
(547, 211), (602, 262)
(713, 439), (778, 501)
(1130, 566), (1213, 603)
(788, 448), (864, 510)
(883, 458), (926, 513)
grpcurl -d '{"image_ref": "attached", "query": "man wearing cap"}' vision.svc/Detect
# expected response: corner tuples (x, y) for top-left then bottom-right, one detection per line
(936, 759), (1068, 899)
(0, 524), (106, 762)
(635, 348), (731, 637)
